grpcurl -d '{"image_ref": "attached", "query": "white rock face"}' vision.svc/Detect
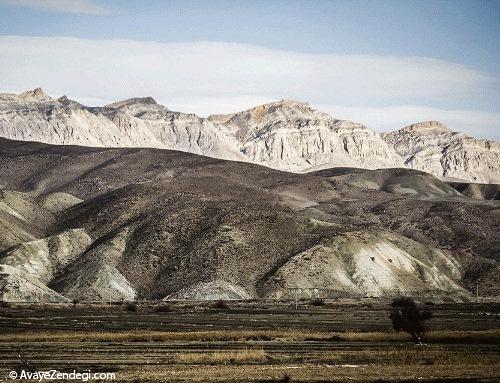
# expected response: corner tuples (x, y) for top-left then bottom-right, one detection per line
(209, 100), (403, 171)
(264, 231), (469, 300)
(0, 90), (401, 172)
(0, 89), (498, 183)
(383, 121), (500, 183)
(0, 264), (69, 303)
(51, 228), (136, 302)
(0, 89), (246, 162)
(0, 228), (92, 284)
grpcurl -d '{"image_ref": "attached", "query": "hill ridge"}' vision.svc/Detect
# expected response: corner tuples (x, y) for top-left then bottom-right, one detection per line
(0, 89), (498, 183)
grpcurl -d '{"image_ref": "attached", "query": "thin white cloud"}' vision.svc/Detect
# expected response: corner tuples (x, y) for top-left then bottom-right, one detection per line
(0, 0), (112, 14)
(0, 36), (498, 139)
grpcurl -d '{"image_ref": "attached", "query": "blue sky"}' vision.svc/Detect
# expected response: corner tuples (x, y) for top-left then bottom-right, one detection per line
(0, 0), (499, 138)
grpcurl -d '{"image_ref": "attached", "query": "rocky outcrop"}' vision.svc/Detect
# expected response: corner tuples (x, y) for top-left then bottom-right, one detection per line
(0, 264), (69, 303)
(383, 121), (500, 183)
(0, 89), (246, 162)
(0, 190), (57, 252)
(262, 231), (468, 300)
(209, 100), (403, 171)
(51, 228), (136, 302)
(0, 228), (92, 284)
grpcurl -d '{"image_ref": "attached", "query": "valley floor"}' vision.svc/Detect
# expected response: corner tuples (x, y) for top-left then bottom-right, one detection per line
(0, 301), (498, 382)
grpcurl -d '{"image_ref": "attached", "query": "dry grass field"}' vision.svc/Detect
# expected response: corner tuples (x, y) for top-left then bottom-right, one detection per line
(0, 300), (498, 382)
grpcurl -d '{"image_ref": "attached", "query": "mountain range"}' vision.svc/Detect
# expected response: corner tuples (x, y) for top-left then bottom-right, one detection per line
(0, 89), (498, 303)
(1, 88), (499, 183)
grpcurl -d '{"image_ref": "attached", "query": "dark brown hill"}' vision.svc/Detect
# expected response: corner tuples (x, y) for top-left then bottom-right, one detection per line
(0, 138), (498, 301)
(447, 182), (500, 200)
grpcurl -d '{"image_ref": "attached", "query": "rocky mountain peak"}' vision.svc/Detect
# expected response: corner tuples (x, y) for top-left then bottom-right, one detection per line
(18, 87), (50, 101)
(105, 97), (158, 109)
(208, 99), (400, 170)
(208, 99), (328, 131)
(383, 121), (500, 183)
(249, 99), (316, 117)
(57, 95), (90, 109)
(273, 99), (310, 108)
(399, 121), (450, 134)
(57, 95), (69, 104)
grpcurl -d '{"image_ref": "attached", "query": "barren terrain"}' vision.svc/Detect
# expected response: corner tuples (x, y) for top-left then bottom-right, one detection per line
(0, 301), (498, 382)
(0, 138), (499, 302)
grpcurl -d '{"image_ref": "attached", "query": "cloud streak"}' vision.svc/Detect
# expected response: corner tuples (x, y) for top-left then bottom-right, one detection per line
(0, 36), (498, 139)
(0, 0), (112, 15)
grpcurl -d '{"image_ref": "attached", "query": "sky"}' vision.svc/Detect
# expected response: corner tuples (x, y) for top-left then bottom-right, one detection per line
(0, 0), (499, 139)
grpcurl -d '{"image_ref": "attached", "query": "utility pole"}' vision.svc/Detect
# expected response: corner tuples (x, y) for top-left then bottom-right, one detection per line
(475, 278), (482, 303)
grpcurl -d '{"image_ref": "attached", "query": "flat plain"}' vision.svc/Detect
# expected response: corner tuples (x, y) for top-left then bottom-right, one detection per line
(0, 300), (498, 382)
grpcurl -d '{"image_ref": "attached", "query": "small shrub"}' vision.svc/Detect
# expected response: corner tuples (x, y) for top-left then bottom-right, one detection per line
(125, 302), (138, 312)
(309, 298), (325, 306)
(389, 297), (432, 343)
(72, 299), (79, 307)
(278, 372), (291, 382)
(213, 300), (228, 309)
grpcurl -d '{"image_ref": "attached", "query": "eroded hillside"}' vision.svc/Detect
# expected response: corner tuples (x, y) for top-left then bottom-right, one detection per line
(0, 138), (498, 302)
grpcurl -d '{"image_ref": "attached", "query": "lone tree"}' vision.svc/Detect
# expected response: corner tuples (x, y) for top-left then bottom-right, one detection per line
(389, 297), (432, 343)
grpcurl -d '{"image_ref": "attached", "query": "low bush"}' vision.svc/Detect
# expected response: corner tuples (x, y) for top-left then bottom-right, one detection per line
(389, 297), (432, 343)
(213, 300), (228, 309)
(309, 298), (325, 306)
(124, 302), (138, 312)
